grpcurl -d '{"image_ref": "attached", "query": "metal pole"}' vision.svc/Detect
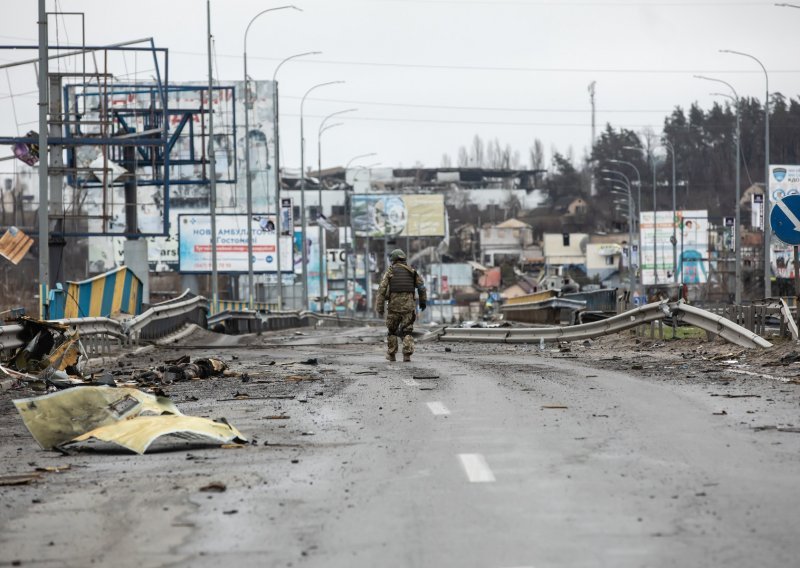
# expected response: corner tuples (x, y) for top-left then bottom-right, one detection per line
(608, 159), (642, 291)
(207, 0), (218, 313)
(735, 97), (742, 304)
(652, 153), (658, 284)
(721, 49), (770, 297)
(695, 75), (743, 303)
(243, 7), (300, 311)
(243, 42), (253, 309)
(37, 0), (49, 318)
(318, 135), (323, 312)
(667, 143), (677, 284)
(300, 81), (343, 311)
(272, 82), (282, 310)
(271, 52), (320, 311)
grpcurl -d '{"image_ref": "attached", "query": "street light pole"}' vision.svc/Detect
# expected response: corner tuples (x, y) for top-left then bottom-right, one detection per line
(695, 74), (742, 303)
(300, 81), (344, 311)
(602, 172), (636, 294)
(344, 154), (378, 317)
(316, 108), (357, 313)
(607, 158), (643, 289)
(243, 5), (300, 310)
(661, 140), (677, 284)
(36, 0), (49, 318)
(206, 0), (218, 314)
(721, 49), (770, 298)
(272, 51), (321, 310)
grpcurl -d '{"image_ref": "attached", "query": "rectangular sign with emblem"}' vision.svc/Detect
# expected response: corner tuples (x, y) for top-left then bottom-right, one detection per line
(178, 214), (293, 274)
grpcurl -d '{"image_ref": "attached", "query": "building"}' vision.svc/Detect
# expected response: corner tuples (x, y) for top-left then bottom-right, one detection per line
(479, 219), (538, 266)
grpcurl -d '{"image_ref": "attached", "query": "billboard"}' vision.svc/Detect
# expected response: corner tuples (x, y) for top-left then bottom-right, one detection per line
(352, 194), (445, 237)
(640, 209), (708, 285)
(178, 214), (292, 273)
(88, 80), (277, 272)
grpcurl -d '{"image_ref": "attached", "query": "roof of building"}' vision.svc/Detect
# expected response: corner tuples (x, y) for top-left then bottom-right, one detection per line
(495, 218), (531, 229)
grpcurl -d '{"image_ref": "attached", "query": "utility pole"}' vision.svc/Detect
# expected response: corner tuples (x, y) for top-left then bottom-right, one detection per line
(37, 0), (49, 318)
(207, 0), (218, 312)
(588, 81), (596, 197)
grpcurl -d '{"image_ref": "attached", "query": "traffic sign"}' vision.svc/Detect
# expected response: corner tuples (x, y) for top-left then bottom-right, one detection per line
(770, 195), (800, 245)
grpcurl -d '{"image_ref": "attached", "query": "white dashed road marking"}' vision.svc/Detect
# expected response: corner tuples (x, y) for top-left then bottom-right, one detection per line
(426, 401), (451, 416)
(458, 453), (496, 483)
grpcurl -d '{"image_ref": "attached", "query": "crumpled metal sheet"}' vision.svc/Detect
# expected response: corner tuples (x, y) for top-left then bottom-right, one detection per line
(66, 415), (248, 455)
(13, 386), (181, 450)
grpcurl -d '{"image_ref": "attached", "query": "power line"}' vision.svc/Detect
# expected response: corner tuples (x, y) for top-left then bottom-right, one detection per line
(173, 49), (800, 74)
(282, 94), (671, 114)
(283, 112), (659, 129)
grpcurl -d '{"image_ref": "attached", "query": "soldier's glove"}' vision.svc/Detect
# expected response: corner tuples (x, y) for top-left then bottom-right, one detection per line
(419, 301), (427, 311)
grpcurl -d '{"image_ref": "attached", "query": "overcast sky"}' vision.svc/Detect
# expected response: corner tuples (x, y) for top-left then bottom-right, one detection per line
(2, 0), (799, 172)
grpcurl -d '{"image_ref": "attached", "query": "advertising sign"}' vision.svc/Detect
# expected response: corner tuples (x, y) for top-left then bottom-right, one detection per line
(640, 209), (708, 285)
(178, 214), (293, 273)
(752, 194), (764, 230)
(769, 165), (800, 204)
(352, 194), (445, 237)
(326, 248), (373, 279)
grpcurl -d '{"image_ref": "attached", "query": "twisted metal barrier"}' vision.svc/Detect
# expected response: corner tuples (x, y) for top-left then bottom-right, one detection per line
(438, 300), (773, 350)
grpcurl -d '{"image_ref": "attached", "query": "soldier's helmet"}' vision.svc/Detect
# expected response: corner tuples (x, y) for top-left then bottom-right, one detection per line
(389, 249), (407, 262)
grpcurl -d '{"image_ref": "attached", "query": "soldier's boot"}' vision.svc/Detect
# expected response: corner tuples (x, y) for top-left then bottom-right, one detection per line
(387, 335), (398, 362)
(402, 334), (414, 363)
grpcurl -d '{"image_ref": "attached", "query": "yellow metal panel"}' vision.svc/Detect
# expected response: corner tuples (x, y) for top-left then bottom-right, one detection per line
(89, 277), (105, 316)
(64, 283), (80, 318)
(112, 269), (127, 314)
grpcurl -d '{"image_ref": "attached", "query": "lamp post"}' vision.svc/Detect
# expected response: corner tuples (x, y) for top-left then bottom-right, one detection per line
(607, 159), (643, 288)
(272, 51), (320, 310)
(721, 49), (770, 297)
(317, 108), (357, 313)
(661, 140), (678, 285)
(206, 0), (219, 314)
(243, 6), (300, 310)
(622, 147), (658, 284)
(602, 173), (636, 294)
(300, 81), (344, 311)
(695, 74), (742, 303)
(345, 154), (378, 317)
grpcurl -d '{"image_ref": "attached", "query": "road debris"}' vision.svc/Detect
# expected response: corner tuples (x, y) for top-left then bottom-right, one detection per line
(14, 386), (181, 449)
(412, 375), (439, 380)
(3, 318), (87, 384)
(542, 405), (568, 409)
(712, 410), (728, 415)
(64, 415), (247, 455)
(0, 473), (42, 486)
(13, 385), (247, 454)
(199, 481), (227, 493)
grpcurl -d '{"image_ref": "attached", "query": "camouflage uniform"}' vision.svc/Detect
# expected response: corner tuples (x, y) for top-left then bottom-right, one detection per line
(376, 260), (427, 360)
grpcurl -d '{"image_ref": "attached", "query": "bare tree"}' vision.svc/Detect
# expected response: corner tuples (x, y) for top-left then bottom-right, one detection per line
(441, 153), (453, 168)
(470, 134), (485, 168)
(529, 138), (544, 170)
(457, 146), (469, 167)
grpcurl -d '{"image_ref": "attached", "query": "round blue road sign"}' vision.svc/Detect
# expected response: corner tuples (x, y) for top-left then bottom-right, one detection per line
(770, 194), (800, 245)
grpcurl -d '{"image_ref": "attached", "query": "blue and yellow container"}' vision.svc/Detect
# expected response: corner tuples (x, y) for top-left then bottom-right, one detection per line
(48, 266), (143, 319)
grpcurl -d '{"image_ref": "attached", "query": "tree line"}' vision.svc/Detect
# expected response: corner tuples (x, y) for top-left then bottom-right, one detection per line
(442, 94), (800, 222)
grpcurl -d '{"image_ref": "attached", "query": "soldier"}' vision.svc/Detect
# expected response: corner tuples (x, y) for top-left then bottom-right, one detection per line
(376, 249), (427, 362)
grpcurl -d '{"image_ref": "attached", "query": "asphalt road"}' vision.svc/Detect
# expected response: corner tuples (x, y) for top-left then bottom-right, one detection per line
(2, 329), (800, 568)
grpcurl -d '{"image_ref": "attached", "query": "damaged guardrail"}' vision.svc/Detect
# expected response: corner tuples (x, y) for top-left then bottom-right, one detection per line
(126, 293), (208, 342)
(438, 301), (773, 350)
